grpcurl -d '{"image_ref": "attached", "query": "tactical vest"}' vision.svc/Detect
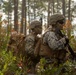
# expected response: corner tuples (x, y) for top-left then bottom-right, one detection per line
(34, 36), (53, 58)
(34, 34), (67, 60)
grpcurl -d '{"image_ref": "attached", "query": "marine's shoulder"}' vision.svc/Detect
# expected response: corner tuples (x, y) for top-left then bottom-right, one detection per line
(43, 27), (55, 37)
(25, 34), (35, 41)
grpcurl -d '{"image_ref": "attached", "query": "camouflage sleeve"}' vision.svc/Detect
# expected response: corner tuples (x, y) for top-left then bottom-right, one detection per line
(43, 31), (66, 50)
(25, 35), (35, 54)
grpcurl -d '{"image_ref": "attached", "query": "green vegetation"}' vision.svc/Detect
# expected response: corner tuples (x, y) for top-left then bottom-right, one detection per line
(0, 0), (76, 75)
(0, 18), (76, 75)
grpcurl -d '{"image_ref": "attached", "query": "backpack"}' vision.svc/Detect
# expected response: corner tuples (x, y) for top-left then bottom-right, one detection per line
(34, 37), (53, 58)
(34, 36), (67, 60)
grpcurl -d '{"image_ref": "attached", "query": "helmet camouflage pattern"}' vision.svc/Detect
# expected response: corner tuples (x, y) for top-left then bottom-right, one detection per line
(49, 14), (65, 26)
(30, 20), (42, 29)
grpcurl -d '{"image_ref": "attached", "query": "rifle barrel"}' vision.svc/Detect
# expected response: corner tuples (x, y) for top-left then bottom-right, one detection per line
(67, 44), (75, 57)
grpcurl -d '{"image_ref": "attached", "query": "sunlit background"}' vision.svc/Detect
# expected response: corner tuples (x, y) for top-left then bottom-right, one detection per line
(0, 0), (76, 36)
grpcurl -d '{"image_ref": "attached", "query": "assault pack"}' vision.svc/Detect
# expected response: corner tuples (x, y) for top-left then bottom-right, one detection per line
(34, 33), (67, 61)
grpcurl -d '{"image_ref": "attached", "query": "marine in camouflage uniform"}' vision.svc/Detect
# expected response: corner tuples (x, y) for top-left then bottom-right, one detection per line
(25, 20), (42, 73)
(39, 14), (68, 66)
(7, 31), (25, 57)
(7, 31), (26, 74)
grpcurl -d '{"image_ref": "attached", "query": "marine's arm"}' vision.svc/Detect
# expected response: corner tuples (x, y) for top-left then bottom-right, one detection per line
(25, 35), (35, 54)
(43, 31), (66, 50)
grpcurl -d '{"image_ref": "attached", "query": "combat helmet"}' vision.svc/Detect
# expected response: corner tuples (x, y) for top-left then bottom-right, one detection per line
(30, 20), (42, 29)
(49, 14), (65, 26)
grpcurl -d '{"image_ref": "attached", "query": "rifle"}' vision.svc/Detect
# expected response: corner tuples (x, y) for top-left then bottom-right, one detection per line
(55, 28), (76, 60)
(40, 17), (42, 25)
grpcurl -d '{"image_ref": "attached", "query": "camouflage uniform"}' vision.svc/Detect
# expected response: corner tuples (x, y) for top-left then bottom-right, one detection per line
(25, 20), (42, 73)
(25, 34), (35, 55)
(40, 14), (67, 65)
(25, 20), (42, 56)
(43, 28), (66, 51)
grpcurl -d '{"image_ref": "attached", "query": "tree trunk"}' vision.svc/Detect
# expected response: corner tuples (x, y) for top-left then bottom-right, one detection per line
(14, 0), (18, 32)
(21, 0), (25, 33)
(52, 0), (55, 14)
(27, 0), (31, 34)
(68, 0), (71, 20)
(28, 0), (30, 24)
(62, 0), (65, 17)
(47, 0), (51, 27)
(63, 0), (71, 38)
(21, 0), (26, 35)
(24, 0), (26, 35)
(33, 0), (36, 19)
(67, 0), (71, 38)
(7, 0), (11, 36)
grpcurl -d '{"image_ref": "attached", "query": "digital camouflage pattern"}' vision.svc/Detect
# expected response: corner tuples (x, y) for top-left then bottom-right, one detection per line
(25, 20), (42, 55)
(43, 28), (66, 50)
(42, 28), (67, 60)
(29, 20), (42, 29)
(25, 34), (35, 55)
(35, 27), (67, 60)
(49, 14), (65, 25)
(25, 20), (42, 73)
(37, 14), (68, 66)
(25, 34), (41, 74)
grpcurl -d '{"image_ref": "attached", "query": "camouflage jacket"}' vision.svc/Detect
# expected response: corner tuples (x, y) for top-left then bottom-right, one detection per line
(25, 34), (39, 55)
(43, 28), (66, 50)
(25, 34), (35, 55)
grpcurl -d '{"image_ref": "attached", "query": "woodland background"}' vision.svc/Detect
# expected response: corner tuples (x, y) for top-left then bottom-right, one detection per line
(0, 0), (76, 75)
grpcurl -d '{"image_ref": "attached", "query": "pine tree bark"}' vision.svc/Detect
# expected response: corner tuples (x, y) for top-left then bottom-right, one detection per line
(47, 0), (51, 27)
(21, 0), (26, 35)
(21, 0), (25, 33)
(14, 0), (18, 32)
(62, 0), (65, 17)
(68, 0), (71, 20)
